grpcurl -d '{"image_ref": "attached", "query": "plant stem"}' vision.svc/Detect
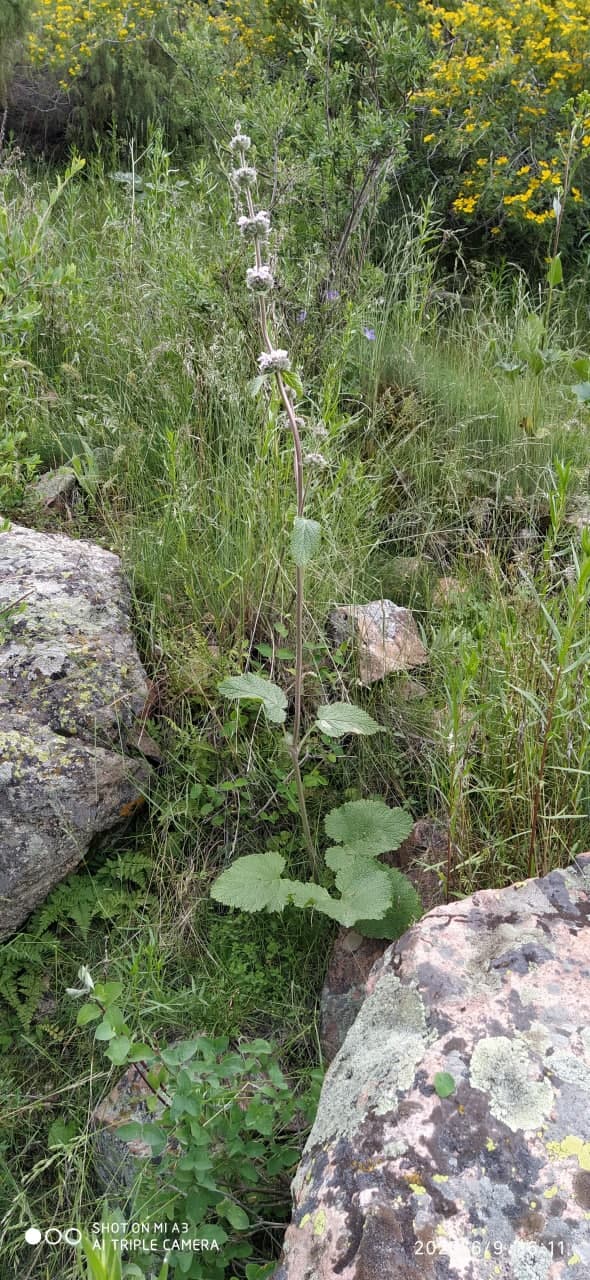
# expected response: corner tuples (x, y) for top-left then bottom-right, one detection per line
(527, 666), (561, 880)
(242, 161), (315, 867)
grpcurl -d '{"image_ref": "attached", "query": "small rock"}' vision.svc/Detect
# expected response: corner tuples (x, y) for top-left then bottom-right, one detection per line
(396, 676), (428, 700)
(387, 555), (425, 582)
(565, 501), (590, 533)
(126, 724), (163, 763)
(92, 1062), (171, 1190)
(25, 467), (79, 511)
(432, 576), (467, 606)
(328, 600), (428, 684)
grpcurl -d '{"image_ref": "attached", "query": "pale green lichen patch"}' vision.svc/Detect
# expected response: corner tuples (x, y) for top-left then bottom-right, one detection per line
(304, 974), (429, 1148)
(312, 1211), (326, 1236)
(509, 1239), (552, 1280)
(548, 1053), (590, 1093)
(470, 1036), (554, 1132)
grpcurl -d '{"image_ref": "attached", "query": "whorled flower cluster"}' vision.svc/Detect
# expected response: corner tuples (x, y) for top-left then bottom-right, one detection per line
(246, 265), (274, 294)
(230, 124), (291, 379)
(231, 165), (257, 190)
(238, 211), (271, 241)
(229, 130), (251, 153)
(258, 349), (291, 374)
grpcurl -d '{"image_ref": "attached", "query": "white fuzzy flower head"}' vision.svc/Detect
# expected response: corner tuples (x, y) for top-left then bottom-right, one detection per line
(258, 349), (291, 374)
(237, 211), (271, 241)
(246, 265), (274, 294)
(66, 965), (95, 998)
(303, 452), (330, 469)
(230, 128), (251, 153)
(231, 165), (257, 190)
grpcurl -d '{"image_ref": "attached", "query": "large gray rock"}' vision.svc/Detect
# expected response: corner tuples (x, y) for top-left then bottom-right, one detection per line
(0, 523), (151, 937)
(276, 856), (590, 1279)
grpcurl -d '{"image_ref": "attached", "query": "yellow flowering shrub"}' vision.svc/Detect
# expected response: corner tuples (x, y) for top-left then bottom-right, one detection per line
(410, 0), (590, 234)
(27, 0), (184, 89)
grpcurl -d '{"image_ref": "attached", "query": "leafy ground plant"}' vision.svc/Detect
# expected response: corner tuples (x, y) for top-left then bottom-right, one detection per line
(70, 968), (321, 1280)
(210, 126), (422, 941)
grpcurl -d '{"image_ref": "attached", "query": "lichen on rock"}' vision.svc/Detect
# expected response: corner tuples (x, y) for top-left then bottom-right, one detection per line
(275, 855), (590, 1279)
(0, 523), (152, 937)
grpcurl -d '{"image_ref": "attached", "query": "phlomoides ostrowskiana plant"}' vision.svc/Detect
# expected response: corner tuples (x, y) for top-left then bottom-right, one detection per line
(210, 126), (421, 941)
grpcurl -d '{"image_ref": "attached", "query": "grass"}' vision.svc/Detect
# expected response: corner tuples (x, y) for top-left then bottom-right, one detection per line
(2, 130), (590, 1277)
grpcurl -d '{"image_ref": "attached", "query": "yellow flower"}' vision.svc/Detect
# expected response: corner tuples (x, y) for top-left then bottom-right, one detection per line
(423, 133), (435, 143)
(495, 156), (509, 166)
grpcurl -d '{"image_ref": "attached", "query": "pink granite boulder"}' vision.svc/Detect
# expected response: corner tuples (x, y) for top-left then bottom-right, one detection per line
(275, 856), (590, 1280)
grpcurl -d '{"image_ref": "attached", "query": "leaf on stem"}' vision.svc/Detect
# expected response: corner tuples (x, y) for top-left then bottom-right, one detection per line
(324, 799), (413, 856)
(218, 673), (287, 724)
(291, 516), (321, 567)
(314, 702), (384, 737)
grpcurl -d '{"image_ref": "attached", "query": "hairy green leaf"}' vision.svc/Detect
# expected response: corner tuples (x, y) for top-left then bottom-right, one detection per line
(324, 799), (413, 856)
(211, 852), (292, 912)
(355, 867), (423, 940)
(106, 1035), (131, 1065)
(285, 880), (337, 913)
(76, 1002), (102, 1026)
(291, 516), (321, 567)
(314, 702), (383, 737)
(218, 673), (287, 724)
(328, 854), (391, 927)
(547, 254), (563, 287)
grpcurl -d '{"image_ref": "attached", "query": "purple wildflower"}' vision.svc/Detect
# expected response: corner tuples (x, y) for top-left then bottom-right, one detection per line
(363, 327), (376, 341)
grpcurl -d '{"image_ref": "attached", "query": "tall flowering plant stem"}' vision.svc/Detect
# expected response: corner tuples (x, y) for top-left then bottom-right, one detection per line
(212, 130), (420, 936)
(228, 124), (315, 865)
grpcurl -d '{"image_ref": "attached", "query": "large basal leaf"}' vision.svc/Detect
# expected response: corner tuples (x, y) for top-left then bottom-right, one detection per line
(325, 850), (390, 927)
(218, 673), (287, 724)
(572, 382), (590, 404)
(286, 880), (338, 913)
(211, 852), (292, 912)
(314, 701), (384, 738)
(355, 867), (423, 940)
(324, 799), (413, 856)
(290, 516), (321, 567)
